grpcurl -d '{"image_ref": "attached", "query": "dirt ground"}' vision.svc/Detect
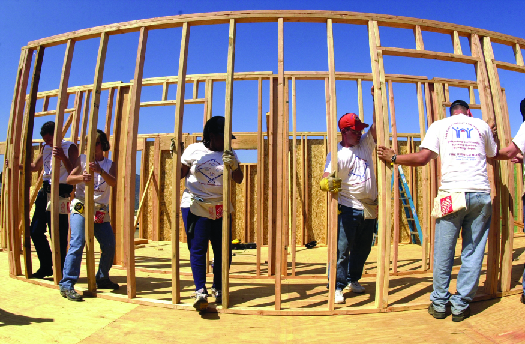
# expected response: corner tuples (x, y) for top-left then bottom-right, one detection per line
(1, 249), (525, 344)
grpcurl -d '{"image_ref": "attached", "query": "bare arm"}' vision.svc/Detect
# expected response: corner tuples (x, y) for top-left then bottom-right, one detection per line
(491, 142), (521, 160)
(232, 166), (244, 184)
(89, 160), (117, 187)
(67, 159), (88, 185)
(181, 164), (190, 179)
(377, 146), (437, 166)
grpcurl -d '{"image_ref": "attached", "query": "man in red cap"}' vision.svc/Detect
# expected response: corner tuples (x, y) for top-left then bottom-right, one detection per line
(376, 100), (497, 322)
(320, 100), (377, 305)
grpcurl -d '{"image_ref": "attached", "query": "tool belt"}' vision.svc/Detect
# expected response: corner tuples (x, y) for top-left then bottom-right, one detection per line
(361, 198), (378, 219)
(431, 191), (466, 218)
(71, 198), (110, 223)
(189, 196), (224, 220)
(44, 181), (74, 214)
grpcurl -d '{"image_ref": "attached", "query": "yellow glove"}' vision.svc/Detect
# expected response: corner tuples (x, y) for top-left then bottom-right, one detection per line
(222, 150), (239, 171)
(320, 171), (341, 193)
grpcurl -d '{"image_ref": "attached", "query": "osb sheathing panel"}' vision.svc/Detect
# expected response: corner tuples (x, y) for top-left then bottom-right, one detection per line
(306, 139), (327, 246)
(139, 137), (425, 247)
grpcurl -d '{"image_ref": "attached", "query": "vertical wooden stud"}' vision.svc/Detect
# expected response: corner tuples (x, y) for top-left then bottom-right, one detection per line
(291, 76), (297, 276)
(452, 31), (463, 55)
(514, 43), (524, 66)
(152, 137), (160, 241)
(103, 87), (115, 158)
(326, 19), (339, 311)
(222, 19), (236, 309)
(85, 33), (109, 293)
(414, 25), (424, 50)
(389, 81), (400, 274)
(70, 91), (84, 144)
(256, 77), (263, 276)
(79, 91), (91, 154)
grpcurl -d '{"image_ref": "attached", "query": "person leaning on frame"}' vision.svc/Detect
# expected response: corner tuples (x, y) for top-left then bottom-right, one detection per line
(377, 100), (498, 322)
(59, 129), (119, 301)
(179, 116), (243, 311)
(320, 85), (378, 306)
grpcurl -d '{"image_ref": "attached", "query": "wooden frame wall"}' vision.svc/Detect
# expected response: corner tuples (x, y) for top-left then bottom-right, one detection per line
(2, 10), (523, 315)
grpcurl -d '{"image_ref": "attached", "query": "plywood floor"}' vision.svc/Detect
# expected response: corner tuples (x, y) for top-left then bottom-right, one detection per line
(27, 233), (525, 312)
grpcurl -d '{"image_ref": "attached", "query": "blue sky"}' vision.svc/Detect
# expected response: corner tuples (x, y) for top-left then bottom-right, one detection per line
(1, 0), (525, 167)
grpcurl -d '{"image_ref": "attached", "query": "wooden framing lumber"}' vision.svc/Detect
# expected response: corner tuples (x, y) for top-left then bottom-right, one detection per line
(79, 91), (91, 153)
(151, 137), (160, 241)
(482, 36), (514, 293)
(256, 78), (264, 276)
(414, 25), (424, 50)
(452, 31), (463, 55)
(326, 19), (338, 311)
(171, 22), (190, 305)
(388, 81), (400, 274)
(291, 77), (297, 276)
(7, 48), (33, 276)
(20, 48), (42, 279)
(222, 19), (236, 309)
(85, 33), (109, 293)
(417, 82), (429, 271)
(134, 166), (154, 229)
(103, 87), (115, 158)
(70, 91), (84, 143)
(123, 27), (148, 299)
(379, 47), (478, 64)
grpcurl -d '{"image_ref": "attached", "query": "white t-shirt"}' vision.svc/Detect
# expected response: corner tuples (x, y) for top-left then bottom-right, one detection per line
(420, 114), (497, 193)
(511, 122), (525, 184)
(43, 140), (73, 183)
(74, 154), (113, 205)
(324, 131), (377, 209)
(180, 142), (240, 208)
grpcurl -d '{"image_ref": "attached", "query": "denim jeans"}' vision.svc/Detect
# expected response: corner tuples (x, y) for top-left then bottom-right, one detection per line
(59, 212), (116, 290)
(522, 195), (525, 295)
(335, 205), (376, 291)
(430, 192), (491, 314)
(181, 208), (232, 292)
(30, 187), (69, 273)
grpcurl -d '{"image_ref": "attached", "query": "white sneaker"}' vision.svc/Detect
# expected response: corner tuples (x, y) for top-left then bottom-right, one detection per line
(335, 289), (345, 304)
(211, 287), (222, 304)
(347, 281), (365, 293)
(192, 288), (209, 311)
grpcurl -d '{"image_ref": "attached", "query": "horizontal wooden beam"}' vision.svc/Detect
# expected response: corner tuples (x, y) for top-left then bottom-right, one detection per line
(139, 98), (205, 107)
(430, 77), (478, 88)
(494, 60), (525, 74)
(380, 47), (479, 64)
(24, 10), (525, 49)
(34, 107), (75, 117)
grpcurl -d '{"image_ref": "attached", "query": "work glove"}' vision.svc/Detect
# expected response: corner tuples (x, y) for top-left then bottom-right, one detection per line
(319, 171), (341, 193)
(222, 150), (239, 171)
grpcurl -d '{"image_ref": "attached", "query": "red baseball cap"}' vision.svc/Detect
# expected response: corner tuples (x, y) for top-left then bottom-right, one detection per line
(338, 113), (369, 131)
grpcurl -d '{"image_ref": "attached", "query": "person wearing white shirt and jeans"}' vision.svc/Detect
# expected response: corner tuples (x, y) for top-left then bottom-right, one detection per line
(377, 100), (498, 322)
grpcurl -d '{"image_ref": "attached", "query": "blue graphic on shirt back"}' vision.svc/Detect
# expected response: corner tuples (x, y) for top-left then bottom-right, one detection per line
(452, 127), (474, 139)
(196, 159), (223, 185)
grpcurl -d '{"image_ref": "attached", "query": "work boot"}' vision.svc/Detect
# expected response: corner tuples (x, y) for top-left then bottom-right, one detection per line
(60, 288), (83, 302)
(452, 306), (470, 322)
(192, 288), (208, 311)
(97, 279), (120, 290)
(32, 268), (53, 279)
(428, 303), (446, 319)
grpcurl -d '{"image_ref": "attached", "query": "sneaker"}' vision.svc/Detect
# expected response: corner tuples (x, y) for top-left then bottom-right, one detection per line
(60, 288), (83, 302)
(32, 268), (53, 279)
(452, 306), (470, 322)
(192, 288), (208, 311)
(428, 303), (446, 319)
(211, 288), (222, 304)
(346, 281), (365, 293)
(97, 279), (120, 290)
(521, 294), (525, 304)
(335, 289), (345, 304)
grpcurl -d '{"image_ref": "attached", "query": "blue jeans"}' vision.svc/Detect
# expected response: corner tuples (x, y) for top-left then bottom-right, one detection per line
(59, 212), (116, 290)
(335, 205), (376, 291)
(430, 192), (491, 314)
(523, 195), (525, 295)
(181, 208), (232, 292)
